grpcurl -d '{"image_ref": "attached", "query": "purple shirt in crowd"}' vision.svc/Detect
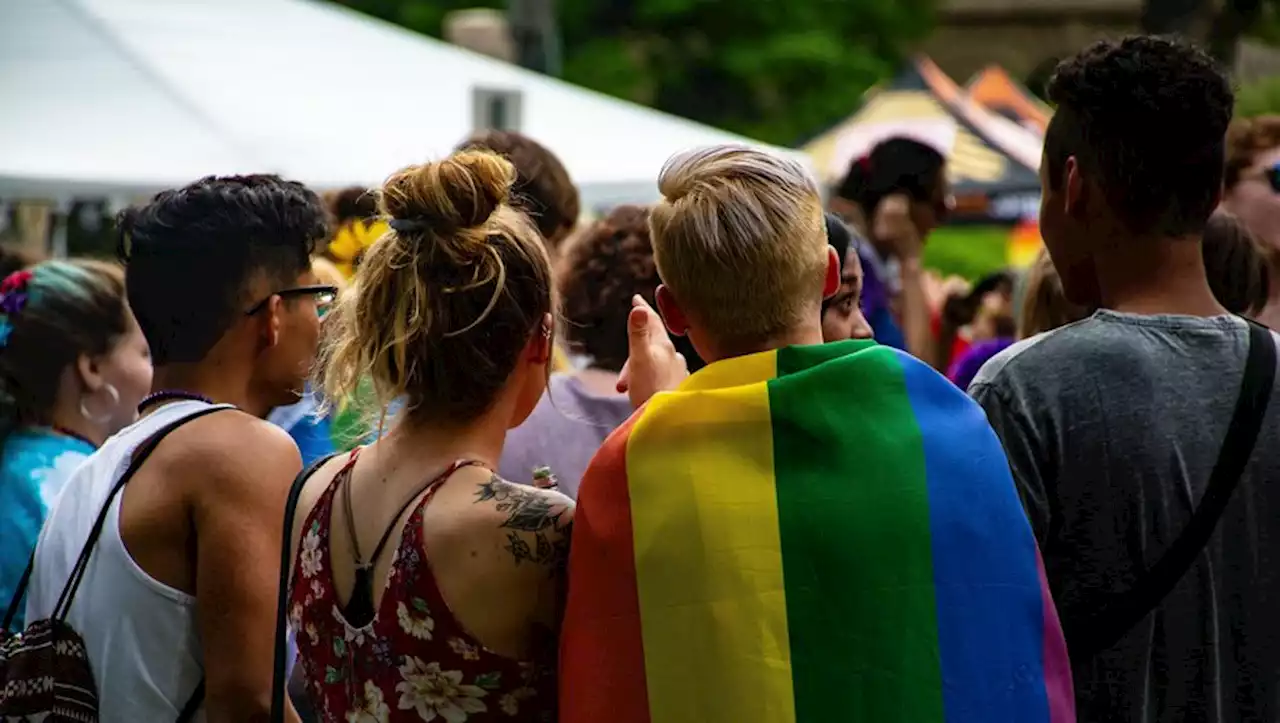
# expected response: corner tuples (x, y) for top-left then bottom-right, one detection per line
(499, 373), (634, 499)
(948, 337), (1015, 391)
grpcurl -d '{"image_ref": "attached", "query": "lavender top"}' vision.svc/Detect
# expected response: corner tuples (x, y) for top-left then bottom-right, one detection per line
(499, 374), (634, 499)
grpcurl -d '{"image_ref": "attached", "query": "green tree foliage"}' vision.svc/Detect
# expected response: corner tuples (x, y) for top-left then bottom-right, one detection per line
(1237, 75), (1280, 117)
(330, 0), (937, 145)
(1142, 0), (1280, 65)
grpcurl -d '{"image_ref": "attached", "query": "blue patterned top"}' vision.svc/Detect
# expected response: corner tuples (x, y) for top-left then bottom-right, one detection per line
(0, 428), (94, 623)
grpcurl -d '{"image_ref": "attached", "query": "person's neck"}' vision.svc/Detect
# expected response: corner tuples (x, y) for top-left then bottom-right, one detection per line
(150, 363), (269, 418)
(374, 406), (510, 474)
(701, 323), (826, 365)
(48, 403), (106, 447)
(1093, 233), (1228, 317)
(575, 367), (622, 396)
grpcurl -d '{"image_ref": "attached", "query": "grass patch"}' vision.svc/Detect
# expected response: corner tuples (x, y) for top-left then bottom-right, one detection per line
(924, 225), (1011, 280)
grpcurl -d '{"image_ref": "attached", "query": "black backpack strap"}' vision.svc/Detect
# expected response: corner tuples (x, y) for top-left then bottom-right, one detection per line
(175, 679), (204, 723)
(1064, 321), (1275, 659)
(2, 554), (34, 633)
(270, 451), (341, 723)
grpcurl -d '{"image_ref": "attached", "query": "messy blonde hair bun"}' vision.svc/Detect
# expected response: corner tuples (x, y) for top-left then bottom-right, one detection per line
(316, 149), (554, 423)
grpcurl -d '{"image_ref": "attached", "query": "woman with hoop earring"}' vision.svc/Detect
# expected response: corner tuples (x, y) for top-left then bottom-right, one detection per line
(0, 261), (152, 625)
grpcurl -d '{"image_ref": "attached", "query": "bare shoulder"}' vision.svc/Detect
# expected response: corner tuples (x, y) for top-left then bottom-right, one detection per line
(468, 474), (575, 573)
(169, 410), (297, 462)
(162, 411), (301, 498)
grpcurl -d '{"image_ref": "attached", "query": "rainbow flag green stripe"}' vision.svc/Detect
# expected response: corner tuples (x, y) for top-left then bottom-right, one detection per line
(560, 339), (1074, 723)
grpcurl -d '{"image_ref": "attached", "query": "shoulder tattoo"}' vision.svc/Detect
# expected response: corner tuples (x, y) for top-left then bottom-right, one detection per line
(475, 476), (571, 573)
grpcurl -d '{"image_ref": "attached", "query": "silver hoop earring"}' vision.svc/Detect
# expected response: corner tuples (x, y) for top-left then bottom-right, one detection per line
(79, 383), (120, 426)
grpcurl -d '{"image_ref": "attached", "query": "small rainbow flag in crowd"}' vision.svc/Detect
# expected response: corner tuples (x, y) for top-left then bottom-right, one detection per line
(560, 339), (1074, 723)
(1008, 218), (1044, 269)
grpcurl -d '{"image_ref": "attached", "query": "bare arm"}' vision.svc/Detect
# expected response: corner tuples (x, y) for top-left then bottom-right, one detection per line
(899, 255), (938, 368)
(192, 419), (303, 723)
(874, 195), (937, 368)
(474, 476), (575, 632)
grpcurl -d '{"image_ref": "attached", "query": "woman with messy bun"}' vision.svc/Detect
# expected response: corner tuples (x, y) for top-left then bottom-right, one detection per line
(0, 260), (152, 624)
(288, 150), (570, 721)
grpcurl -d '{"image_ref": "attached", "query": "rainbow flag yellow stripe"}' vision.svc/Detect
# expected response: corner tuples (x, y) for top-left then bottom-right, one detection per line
(560, 339), (1074, 723)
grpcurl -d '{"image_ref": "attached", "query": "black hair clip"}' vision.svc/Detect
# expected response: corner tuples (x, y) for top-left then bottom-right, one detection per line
(388, 217), (433, 234)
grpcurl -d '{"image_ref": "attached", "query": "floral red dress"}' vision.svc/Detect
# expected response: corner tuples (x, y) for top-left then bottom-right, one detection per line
(289, 454), (556, 723)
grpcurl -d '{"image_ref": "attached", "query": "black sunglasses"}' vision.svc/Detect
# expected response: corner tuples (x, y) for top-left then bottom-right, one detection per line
(245, 285), (338, 316)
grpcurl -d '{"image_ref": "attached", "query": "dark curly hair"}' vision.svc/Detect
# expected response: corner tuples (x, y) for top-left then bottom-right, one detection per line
(117, 174), (329, 365)
(457, 131), (580, 250)
(1045, 36), (1233, 236)
(559, 205), (659, 372)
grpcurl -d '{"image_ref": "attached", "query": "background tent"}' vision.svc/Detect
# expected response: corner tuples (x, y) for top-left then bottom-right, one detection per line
(803, 56), (1044, 225)
(966, 66), (1052, 134)
(0, 0), (800, 212)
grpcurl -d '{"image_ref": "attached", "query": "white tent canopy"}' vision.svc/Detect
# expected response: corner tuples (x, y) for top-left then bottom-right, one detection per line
(0, 0), (798, 208)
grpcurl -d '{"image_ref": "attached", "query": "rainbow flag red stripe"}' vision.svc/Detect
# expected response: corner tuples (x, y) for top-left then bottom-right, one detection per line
(560, 339), (1074, 723)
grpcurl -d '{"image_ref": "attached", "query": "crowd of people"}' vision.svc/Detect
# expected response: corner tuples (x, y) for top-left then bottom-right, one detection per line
(1, 34), (1279, 723)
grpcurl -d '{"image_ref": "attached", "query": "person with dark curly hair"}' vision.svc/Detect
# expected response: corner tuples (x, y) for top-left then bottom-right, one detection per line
(27, 175), (331, 722)
(499, 205), (659, 497)
(969, 37), (1280, 722)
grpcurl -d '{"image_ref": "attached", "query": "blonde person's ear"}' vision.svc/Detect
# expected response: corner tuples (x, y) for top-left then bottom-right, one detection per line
(655, 285), (689, 336)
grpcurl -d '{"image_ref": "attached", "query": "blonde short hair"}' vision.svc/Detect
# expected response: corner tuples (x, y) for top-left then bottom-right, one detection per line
(649, 145), (828, 345)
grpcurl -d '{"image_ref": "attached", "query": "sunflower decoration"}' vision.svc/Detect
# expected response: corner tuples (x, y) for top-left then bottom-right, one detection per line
(324, 187), (389, 280)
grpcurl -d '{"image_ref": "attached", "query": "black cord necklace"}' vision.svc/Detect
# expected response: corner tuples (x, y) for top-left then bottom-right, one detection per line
(51, 425), (97, 450)
(137, 390), (215, 413)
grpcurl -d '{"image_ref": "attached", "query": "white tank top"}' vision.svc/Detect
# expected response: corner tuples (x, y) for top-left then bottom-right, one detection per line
(26, 401), (229, 723)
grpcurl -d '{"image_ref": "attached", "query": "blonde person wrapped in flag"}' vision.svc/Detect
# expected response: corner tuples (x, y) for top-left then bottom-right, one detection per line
(560, 145), (1075, 723)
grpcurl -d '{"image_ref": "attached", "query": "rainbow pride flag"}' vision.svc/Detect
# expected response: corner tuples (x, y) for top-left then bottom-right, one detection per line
(560, 339), (1074, 723)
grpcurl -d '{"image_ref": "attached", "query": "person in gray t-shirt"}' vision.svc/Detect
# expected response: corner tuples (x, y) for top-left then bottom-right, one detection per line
(971, 37), (1280, 723)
